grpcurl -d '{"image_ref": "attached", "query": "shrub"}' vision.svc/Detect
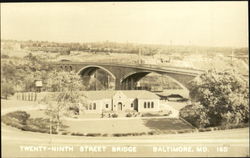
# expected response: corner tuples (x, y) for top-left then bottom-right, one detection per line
(2, 116), (24, 129)
(68, 106), (79, 115)
(163, 111), (172, 116)
(126, 113), (132, 117)
(71, 132), (85, 136)
(62, 131), (70, 135)
(162, 130), (176, 134)
(140, 132), (146, 136)
(198, 128), (212, 132)
(112, 133), (146, 137)
(5, 111), (30, 125)
(147, 131), (157, 135)
(86, 133), (102, 137)
(189, 69), (249, 127)
(176, 130), (187, 134)
(113, 133), (123, 137)
(112, 113), (118, 118)
(21, 125), (49, 133)
(180, 103), (210, 128)
(1, 82), (15, 99)
(2, 112), (63, 134)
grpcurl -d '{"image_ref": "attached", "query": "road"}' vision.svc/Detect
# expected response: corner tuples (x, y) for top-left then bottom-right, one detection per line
(1, 100), (249, 157)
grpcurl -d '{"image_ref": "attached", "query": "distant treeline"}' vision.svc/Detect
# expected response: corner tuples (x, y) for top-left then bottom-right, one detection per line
(2, 39), (248, 57)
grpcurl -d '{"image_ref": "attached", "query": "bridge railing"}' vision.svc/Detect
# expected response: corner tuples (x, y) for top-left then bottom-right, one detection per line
(54, 60), (205, 73)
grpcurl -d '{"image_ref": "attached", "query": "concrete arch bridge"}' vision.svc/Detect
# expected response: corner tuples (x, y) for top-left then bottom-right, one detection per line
(53, 62), (204, 91)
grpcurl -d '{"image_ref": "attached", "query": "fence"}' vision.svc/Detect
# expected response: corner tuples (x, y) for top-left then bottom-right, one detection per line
(15, 92), (52, 102)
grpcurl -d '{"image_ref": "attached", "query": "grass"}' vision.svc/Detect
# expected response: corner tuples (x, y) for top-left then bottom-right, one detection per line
(63, 118), (195, 134)
(3, 108), (247, 137)
(143, 118), (195, 131)
(63, 119), (152, 134)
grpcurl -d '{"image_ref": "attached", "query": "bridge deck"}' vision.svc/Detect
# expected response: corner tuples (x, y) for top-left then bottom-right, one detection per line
(53, 61), (205, 75)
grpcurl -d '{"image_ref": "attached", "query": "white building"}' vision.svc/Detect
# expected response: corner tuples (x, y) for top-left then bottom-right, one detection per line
(80, 90), (160, 114)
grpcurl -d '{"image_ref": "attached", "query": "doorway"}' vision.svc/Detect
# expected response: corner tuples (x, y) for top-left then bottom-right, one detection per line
(118, 102), (123, 111)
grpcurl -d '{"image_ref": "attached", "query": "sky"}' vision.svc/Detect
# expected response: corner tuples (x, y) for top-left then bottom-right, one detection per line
(1, 2), (248, 47)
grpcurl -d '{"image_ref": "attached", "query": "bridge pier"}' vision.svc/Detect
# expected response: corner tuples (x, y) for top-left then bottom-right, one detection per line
(115, 78), (122, 90)
(130, 78), (134, 90)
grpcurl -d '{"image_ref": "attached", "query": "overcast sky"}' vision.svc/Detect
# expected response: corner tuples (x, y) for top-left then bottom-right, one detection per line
(1, 2), (248, 47)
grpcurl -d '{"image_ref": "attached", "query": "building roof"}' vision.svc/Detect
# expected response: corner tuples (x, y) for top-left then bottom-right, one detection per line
(80, 90), (160, 100)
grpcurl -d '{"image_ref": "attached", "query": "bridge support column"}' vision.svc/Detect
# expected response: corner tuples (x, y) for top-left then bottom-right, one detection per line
(130, 78), (134, 90)
(115, 77), (122, 90)
(125, 79), (129, 90)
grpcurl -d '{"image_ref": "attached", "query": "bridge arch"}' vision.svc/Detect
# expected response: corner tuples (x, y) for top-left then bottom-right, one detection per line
(77, 65), (116, 80)
(120, 71), (189, 91)
(120, 71), (151, 83)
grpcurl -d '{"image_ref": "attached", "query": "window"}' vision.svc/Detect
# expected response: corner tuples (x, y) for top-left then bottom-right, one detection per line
(86, 106), (88, 110)
(106, 104), (109, 108)
(89, 104), (92, 110)
(148, 102), (150, 108)
(93, 103), (96, 110)
(144, 102), (147, 108)
(151, 102), (154, 108)
(131, 103), (134, 107)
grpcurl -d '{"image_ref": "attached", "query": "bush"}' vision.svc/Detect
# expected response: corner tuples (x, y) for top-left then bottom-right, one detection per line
(180, 103), (210, 128)
(198, 128), (212, 132)
(113, 133), (123, 137)
(68, 106), (79, 115)
(176, 130), (187, 134)
(62, 131), (70, 135)
(2, 111), (30, 127)
(21, 125), (49, 133)
(2, 111), (63, 134)
(147, 131), (157, 135)
(71, 132), (85, 136)
(5, 111), (30, 125)
(139, 132), (147, 136)
(112, 132), (147, 137)
(162, 130), (176, 134)
(86, 133), (102, 137)
(163, 111), (172, 116)
(2, 116), (24, 129)
(1, 54), (9, 58)
(189, 69), (249, 127)
(1, 82), (15, 99)
(112, 113), (118, 118)
(126, 113), (133, 117)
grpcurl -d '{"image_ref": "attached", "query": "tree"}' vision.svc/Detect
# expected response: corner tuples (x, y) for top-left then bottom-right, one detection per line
(188, 69), (249, 127)
(1, 82), (15, 99)
(46, 71), (85, 92)
(43, 70), (87, 134)
(180, 102), (210, 128)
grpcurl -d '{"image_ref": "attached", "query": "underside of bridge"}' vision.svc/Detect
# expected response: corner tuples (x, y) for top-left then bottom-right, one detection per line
(78, 66), (116, 90)
(120, 71), (151, 90)
(120, 71), (192, 92)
